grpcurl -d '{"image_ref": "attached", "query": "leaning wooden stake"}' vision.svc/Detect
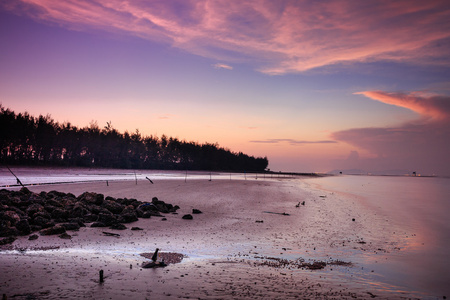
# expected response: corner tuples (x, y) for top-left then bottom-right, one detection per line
(5, 165), (24, 187)
(151, 248), (159, 261)
(99, 270), (104, 283)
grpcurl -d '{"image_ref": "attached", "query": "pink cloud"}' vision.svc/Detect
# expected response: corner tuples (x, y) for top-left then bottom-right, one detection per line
(355, 91), (450, 121)
(3, 0), (450, 74)
(213, 63), (233, 70)
(331, 91), (450, 175)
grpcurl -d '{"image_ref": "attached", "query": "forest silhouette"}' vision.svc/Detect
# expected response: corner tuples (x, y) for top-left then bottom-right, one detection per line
(0, 105), (268, 172)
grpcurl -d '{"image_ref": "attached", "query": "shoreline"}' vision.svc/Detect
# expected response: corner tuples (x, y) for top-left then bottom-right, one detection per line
(1, 176), (432, 299)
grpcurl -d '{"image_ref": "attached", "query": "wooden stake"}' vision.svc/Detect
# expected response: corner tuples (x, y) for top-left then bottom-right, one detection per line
(99, 270), (104, 283)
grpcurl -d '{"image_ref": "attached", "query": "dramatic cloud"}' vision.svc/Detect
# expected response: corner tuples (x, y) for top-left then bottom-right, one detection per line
(355, 91), (450, 121)
(331, 91), (450, 175)
(213, 63), (233, 70)
(251, 139), (337, 145)
(2, 0), (450, 74)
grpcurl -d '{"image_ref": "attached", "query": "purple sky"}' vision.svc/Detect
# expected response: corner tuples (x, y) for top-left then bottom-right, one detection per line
(1, 0), (450, 175)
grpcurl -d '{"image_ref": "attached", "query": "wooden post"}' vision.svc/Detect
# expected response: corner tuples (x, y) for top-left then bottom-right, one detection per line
(151, 248), (159, 262)
(99, 270), (104, 283)
(134, 171), (137, 185)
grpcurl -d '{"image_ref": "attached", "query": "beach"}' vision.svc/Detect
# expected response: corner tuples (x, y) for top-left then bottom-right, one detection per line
(0, 169), (446, 299)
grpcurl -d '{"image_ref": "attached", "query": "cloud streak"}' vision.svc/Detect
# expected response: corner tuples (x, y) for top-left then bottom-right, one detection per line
(2, 0), (450, 74)
(251, 139), (337, 145)
(213, 63), (233, 70)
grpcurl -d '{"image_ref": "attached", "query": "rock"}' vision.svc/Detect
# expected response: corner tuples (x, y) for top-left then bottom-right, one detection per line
(26, 203), (44, 217)
(182, 214), (193, 220)
(31, 216), (54, 228)
(109, 223), (127, 230)
(70, 203), (89, 218)
(0, 236), (17, 245)
(16, 219), (31, 235)
(192, 209), (202, 214)
(98, 212), (117, 226)
(40, 225), (66, 236)
(59, 232), (72, 239)
(102, 200), (124, 214)
(28, 234), (39, 240)
(78, 192), (103, 205)
(1, 211), (21, 226)
(51, 208), (69, 221)
(20, 187), (31, 195)
(142, 212), (152, 218)
(131, 227), (143, 230)
(61, 222), (81, 231)
(91, 222), (107, 228)
(0, 222), (19, 237)
(83, 214), (98, 222)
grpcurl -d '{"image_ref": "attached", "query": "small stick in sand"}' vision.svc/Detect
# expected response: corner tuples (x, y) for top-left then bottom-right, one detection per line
(103, 231), (120, 237)
(263, 211), (290, 216)
(145, 177), (154, 184)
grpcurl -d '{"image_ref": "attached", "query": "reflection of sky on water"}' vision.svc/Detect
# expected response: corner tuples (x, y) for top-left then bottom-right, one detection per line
(306, 175), (450, 299)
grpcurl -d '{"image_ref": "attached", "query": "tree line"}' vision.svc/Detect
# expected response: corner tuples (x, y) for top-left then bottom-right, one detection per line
(0, 105), (268, 171)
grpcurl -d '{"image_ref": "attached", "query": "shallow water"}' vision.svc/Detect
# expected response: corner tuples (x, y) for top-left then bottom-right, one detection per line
(305, 175), (450, 298)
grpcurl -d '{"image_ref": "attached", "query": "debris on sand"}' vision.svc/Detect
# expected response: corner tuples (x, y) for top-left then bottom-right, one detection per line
(140, 248), (185, 268)
(263, 211), (290, 216)
(253, 256), (352, 270)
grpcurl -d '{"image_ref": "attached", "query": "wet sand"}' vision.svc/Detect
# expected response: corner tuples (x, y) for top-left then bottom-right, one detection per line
(1, 178), (428, 299)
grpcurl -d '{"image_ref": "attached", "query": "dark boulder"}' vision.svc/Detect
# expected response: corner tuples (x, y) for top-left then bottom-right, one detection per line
(1, 211), (21, 226)
(142, 212), (153, 218)
(60, 222), (81, 231)
(28, 234), (39, 240)
(83, 214), (98, 222)
(119, 205), (138, 223)
(26, 203), (44, 217)
(16, 219), (31, 235)
(0, 236), (17, 245)
(91, 222), (107, 228)
(192, 209), (203, 214)
(70, 203), (89, 218)
(182, 214), (193, 220)
(102, 200), (124, 214)
(109, 223), (127, 230)
(51, 208), (70, 221)
(78, 192), (104, 205)
(31, 216), (54, 228)
(98, 212), (117, 226)
(40, 225), (66, 236)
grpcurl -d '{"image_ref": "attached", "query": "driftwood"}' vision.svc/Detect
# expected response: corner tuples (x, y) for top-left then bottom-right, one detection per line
(102, 231), (120, 237)
(145, 177), (154, 184)
(263, 211), (290, 216)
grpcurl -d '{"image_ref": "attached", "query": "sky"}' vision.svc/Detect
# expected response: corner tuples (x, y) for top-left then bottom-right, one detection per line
(1, 0), (450, 175)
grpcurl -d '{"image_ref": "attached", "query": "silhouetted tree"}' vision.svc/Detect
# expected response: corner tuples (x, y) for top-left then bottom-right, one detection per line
(0, 106), (269, 171)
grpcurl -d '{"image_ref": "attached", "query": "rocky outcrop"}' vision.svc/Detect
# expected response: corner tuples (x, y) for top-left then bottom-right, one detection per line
(0, 187), (180, 240)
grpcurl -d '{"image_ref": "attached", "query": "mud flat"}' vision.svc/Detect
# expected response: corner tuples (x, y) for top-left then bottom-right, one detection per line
(1, 176), (430, 299)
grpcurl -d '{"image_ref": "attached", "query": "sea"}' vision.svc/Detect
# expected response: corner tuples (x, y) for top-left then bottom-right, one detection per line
(305, 175), (450, 299)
